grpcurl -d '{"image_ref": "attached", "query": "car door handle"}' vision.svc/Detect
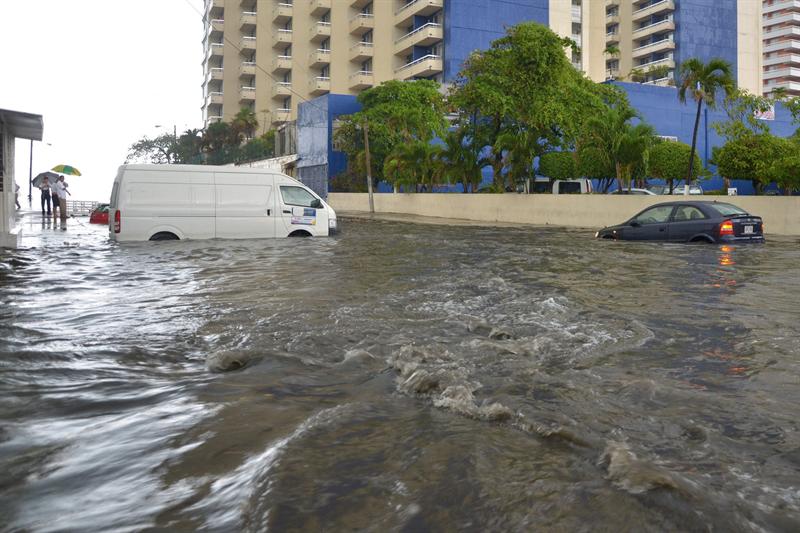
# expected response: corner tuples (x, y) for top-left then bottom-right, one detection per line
(282, 209), (291, 214)
(267, 209), (271, 216)
(659, 227), (666, 232)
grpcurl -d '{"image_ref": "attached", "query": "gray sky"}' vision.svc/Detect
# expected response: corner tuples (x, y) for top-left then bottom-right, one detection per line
(2, 0), (205, 203)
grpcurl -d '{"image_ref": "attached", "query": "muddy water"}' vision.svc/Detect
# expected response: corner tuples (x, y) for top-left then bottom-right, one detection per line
(1, 216), (799, 532)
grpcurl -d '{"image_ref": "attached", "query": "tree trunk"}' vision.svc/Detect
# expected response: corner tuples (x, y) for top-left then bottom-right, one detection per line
(615, 162), (624, 192)
(686, 97), (703, 196)
(668, 179), (674, 194)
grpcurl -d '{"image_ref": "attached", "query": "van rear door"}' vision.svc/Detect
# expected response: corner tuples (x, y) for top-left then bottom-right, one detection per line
(214, 172), (276, 239)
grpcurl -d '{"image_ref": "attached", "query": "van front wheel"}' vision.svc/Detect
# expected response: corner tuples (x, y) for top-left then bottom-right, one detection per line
(288, 230), (312, 237)
(150, 232), (180, 241)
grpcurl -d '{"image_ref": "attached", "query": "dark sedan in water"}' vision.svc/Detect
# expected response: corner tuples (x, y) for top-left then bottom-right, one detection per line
(596, 201), (764, 243)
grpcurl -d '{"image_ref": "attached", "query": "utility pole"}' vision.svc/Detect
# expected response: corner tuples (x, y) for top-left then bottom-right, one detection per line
(363, 120), (374, 214)
(28, 139), (33, 204)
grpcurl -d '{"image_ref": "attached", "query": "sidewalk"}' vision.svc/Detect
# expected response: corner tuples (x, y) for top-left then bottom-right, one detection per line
(13, 206), (105, 248)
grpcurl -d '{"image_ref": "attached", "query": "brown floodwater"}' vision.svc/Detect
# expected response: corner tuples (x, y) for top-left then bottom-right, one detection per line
(1, 214), (799, 532)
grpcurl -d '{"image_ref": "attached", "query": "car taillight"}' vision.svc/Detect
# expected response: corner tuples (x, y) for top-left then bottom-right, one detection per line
(719, 220), (734, 236)
(114, 210), (121, 233)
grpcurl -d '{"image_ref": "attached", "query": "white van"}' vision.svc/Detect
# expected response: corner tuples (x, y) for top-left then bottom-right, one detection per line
(552, 179), (593, 194)
(108, 164), (337, 242)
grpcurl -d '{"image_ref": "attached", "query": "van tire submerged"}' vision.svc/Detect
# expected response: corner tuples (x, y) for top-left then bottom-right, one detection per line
(150, 232), (180, 241)
(288, 230), (312, 238)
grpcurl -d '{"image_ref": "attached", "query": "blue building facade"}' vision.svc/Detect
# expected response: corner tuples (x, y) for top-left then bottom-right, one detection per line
(442, 0), (548, 81)
(673, 0), (738, 84)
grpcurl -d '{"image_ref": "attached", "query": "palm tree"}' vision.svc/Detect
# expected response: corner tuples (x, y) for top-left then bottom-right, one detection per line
(678, 58), (734, 195)
(231, 107), (259, 141)
(435, 129), (485, 193)
(384, 141), (442, 192)
(494, 128), (540, 193)
(581, 104), (655, 192)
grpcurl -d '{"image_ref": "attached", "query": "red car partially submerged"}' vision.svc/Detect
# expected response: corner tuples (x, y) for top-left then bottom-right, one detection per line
(89, 203), (110, 225)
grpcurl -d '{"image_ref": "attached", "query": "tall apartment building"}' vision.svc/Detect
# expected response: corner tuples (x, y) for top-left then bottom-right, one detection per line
(763, 0), (800, 95)
(200, 0), (762, 128)
(602, 0), (761, 92)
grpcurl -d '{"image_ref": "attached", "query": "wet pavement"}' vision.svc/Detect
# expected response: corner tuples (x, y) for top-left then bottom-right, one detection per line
(1, 212), (799, 532)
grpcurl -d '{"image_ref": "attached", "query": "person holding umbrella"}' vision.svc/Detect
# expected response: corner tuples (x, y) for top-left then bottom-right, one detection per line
(38, 175), (52, 216)
(53, 175), (70, 222)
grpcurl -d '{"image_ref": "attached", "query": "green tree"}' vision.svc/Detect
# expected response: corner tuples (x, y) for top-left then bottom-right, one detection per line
(435, 128), (485, 193)
(712, 133), (784, 194)
(713, 88), (775, 142)
(383, 140), (442, 192)
(448, 22), (599, 192)
(125, 133), (178, 164)
(231, 107), (259, 141)
(765, 141), (800, 195)
(579, 103), (656, 191)
(678, 58), (734, 194)
(334, 80), (446, 188)
(649, 140), (704, 193)
(175, 129), (204, 164)
(576, 146), (615, 192)
(538, 151), (577, 181)
(236, 131), (276, 163)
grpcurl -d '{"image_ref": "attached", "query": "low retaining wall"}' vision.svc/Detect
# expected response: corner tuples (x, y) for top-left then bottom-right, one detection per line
(327, 193), (800, 236)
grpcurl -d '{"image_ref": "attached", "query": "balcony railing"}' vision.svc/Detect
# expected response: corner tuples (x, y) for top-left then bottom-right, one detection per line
(394, 22), (443, 55)
(631, 0), (675, 21)
(206, 91), (224, 105)
(309, 21), (331, 42)
(394, 0), (443, 27)
(272, 29), (293, 47)
(240, 36), (257, 51)
(240, 11), (256, 29)
(271, 55), (292, 72)
(271, 108), (291, 124)
(349, 70), (374, 90)
(349, 13), (374, 35)
(273, 2), (293, 23)
(636, 57), (675, 70)
(239, 86), (256, 101)
(309, 48), (331, 67)
(310, 0), (331, 16)
(632, 18), (674, 38)
(349, 41), (374, 61)
(271, 82), (292, 98)
(240, 61), (256, 76)
(632, 38), (675, 58)
(395, 54), (442, 79)
(309, 76), (331, 95)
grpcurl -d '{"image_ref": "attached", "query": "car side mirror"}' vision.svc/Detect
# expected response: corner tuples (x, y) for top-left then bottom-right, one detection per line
(310, 198), (322, 209)
(630, 220), (641, 227)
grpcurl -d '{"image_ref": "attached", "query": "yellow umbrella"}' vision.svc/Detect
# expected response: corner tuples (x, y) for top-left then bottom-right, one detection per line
(51, 164), (81, 176)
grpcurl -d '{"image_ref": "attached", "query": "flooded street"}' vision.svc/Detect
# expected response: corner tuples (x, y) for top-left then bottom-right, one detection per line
(1, 214), (799, 532)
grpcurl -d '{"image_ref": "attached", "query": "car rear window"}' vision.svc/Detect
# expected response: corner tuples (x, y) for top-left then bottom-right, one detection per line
(712, 203), (748, 216)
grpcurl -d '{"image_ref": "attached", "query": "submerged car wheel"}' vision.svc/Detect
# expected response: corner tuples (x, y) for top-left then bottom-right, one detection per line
(150, 232), (180, 241)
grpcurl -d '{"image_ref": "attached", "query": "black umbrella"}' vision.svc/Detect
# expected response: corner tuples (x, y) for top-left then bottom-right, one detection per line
(31, 171), (59, 188)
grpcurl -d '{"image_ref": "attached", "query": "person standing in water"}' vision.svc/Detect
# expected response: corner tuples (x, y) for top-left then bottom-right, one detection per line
(39, 176), (52, 217)
(55, 176), (70, 222)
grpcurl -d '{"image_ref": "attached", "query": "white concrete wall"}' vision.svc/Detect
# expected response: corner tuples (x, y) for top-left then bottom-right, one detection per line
(328, 193), (800, 236)
(0, 124), (20, 249)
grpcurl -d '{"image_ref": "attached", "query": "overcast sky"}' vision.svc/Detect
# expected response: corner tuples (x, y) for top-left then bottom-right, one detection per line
(2, 0), (205, 204)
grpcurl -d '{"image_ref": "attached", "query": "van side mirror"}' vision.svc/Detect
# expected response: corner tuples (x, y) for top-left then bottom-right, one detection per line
(310, 198), (322, 209)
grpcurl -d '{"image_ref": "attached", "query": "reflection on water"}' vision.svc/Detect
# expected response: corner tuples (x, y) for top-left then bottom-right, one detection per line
(1, 216), (799, 531)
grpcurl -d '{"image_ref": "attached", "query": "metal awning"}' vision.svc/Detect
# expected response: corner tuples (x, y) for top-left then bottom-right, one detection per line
(0, 108), (44, 141)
